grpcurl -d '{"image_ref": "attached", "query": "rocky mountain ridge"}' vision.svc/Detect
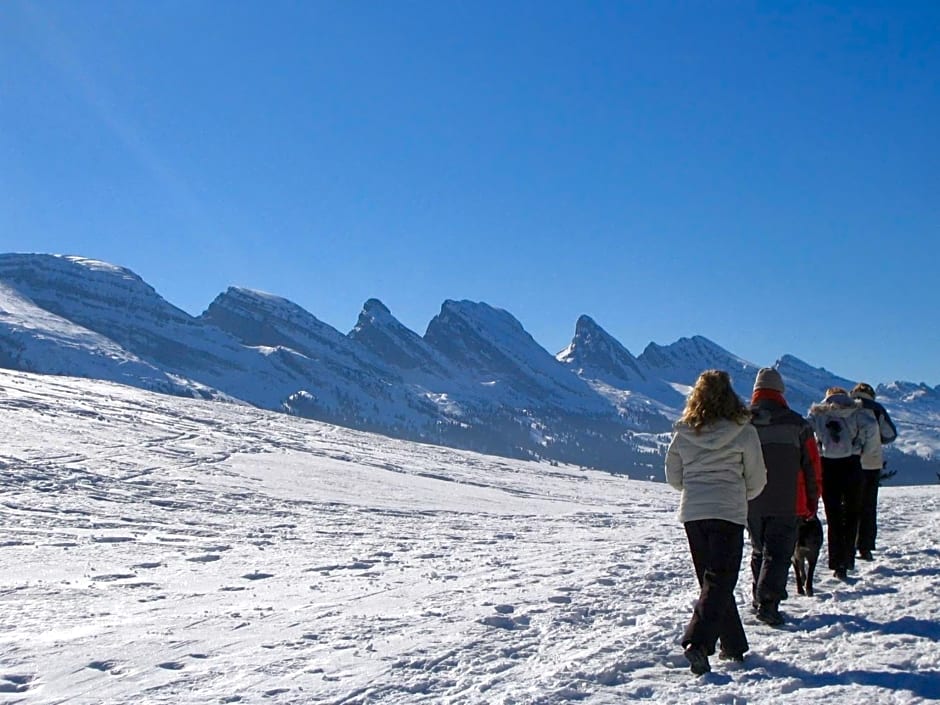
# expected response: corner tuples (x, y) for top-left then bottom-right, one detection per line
(1, 253), (937, 484)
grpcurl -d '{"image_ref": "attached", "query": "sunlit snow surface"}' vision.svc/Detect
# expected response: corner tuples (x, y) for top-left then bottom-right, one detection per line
(1, 369), (938, 704)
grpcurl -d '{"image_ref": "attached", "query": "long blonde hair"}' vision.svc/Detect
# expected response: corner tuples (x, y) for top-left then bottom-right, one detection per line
(680, 369), (749, 432)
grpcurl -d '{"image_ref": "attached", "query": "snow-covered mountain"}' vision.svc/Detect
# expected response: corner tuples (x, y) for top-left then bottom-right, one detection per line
(774, 354), (857, 414)
(1, 252), (938, 485)
(557, 315), (648, 384)
(0, 255), (667, 475)
(198, 286), (441, 430)
(556, 315), (682, 428)
(638, 335), (760, 398)
(349, 298), (454, 381)
(424, 300), (607, 413)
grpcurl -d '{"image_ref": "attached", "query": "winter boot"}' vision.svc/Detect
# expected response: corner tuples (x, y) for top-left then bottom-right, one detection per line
(683, 644), (711, 675)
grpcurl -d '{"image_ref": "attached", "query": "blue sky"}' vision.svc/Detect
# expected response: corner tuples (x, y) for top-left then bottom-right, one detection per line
(2, 1), (938, 387)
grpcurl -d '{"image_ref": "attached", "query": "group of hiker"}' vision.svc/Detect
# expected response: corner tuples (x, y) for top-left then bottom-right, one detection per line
(664, 367), (897, 675)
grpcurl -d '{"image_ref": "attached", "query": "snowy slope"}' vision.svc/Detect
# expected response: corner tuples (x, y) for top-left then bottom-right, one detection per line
(0, 254), (305, 408)
(0, 254), (247, 377)
(1, 368), (938, 704)
(0, 281), (216, 398)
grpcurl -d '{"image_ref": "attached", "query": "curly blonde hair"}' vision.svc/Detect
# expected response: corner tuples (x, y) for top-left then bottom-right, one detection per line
(680, 369), (749, 432)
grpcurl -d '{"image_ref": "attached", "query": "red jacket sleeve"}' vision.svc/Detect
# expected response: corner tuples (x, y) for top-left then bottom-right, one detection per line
(796, 430), (823, 518)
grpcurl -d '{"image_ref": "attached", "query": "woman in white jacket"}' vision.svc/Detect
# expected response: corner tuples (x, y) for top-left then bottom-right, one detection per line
(666, 369), (767, 675)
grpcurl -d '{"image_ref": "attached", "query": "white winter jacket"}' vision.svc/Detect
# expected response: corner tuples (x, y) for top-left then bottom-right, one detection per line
(807, 393), (879, 461)
(665, 418), (767, 526)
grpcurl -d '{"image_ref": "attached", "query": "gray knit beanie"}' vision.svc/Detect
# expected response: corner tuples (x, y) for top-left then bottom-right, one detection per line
(754, 367), (785, 393)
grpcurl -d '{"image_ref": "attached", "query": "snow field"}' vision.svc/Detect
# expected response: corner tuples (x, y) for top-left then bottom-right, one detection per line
(1, 369), (938, 704)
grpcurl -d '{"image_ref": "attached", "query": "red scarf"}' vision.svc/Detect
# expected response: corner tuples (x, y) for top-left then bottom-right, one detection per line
(751, 389), (788, 407)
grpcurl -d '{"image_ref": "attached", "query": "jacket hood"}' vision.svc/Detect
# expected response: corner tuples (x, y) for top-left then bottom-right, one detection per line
(810, 394), (862, 417)
(674, 418), (751, 450)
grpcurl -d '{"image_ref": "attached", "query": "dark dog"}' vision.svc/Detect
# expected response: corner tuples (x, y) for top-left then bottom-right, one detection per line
(792, 516), (824, 596)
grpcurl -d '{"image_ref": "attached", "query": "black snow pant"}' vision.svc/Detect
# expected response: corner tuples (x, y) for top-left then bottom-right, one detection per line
(821, 455), (864, 571)
(857, 468), (881, 552)
(682, 519), (748, 657)
(748, 515), (798, 608)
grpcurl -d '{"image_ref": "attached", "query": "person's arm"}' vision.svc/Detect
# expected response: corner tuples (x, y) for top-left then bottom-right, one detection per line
(800, 423), (822, 516)
(742, 426), (768, 500)
(665, 434), (684, 491)
(857, 409), (880, 458)
(878, 404), (898, 445)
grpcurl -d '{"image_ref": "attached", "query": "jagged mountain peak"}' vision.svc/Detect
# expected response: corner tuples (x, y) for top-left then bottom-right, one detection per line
(557, 314), (646, 383)
(351, 298), (404, 335)
(433, 299), (527, 337)
(201, 287), (355, 357)
(575, 313), (599, 330)
(204, 286), (334, 333)
(636, 334), (761, 404)
(426, 300), (540, 364)
(425, 299), (607, 412)
(771, 354), (863, 413)
(362, 297), (391, 316)
(639, 334), (751, 375)
(570, 314), (624, 351)
(349, 298), (450, 376)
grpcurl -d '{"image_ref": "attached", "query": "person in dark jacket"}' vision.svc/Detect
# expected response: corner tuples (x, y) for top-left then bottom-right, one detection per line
(808, 387), (878, 579)
(851, 382), (898, 561)
(747, 368), (821, 626)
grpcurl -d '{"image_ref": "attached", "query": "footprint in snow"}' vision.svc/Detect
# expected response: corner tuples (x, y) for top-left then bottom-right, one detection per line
(481, 614), (530, 630)
(157, 662), (185, 670)
(0, 674), (33, 694)
(241, 571), (274, 581)
(86, 660), (121, 674)
(187, 554), (222, 563)
(90, 573), (137, 582)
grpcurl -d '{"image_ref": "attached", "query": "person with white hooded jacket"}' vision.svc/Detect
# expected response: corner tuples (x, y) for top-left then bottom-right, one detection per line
(807, 387), (879, 579)
(666, 370), (767, 675)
